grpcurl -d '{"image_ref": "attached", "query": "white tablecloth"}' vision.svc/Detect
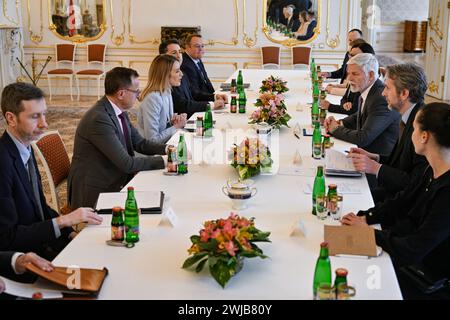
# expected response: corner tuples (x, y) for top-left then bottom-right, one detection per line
(53, 69), (402, 300)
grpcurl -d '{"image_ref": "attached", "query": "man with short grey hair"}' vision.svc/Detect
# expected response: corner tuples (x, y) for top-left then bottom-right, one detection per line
(324, 53), (400, 156)
(348, 63), (429, 202)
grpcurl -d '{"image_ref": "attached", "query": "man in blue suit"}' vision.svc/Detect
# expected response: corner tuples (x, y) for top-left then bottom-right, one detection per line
(0, 83), (103, 260)
(181, 34), (228, 104)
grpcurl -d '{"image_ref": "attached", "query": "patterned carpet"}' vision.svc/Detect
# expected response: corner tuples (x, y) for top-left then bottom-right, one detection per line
(0, 105), (139, 211)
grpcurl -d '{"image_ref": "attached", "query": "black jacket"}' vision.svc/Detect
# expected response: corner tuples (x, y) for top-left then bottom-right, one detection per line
(328, 86), (358, 115)
(374, 103), (429, 200)
(0, 132), (73, 260)
(180, 53), (215, 102)
(172, 76), (209, 119)
(329, 52), (350, 84)
(358, 166), (450, 278)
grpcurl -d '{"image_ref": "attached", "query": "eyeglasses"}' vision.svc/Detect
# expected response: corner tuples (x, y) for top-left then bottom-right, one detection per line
(123, 88), (141, 96)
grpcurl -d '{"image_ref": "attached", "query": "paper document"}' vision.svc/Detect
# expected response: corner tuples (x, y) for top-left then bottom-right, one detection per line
(95, 191), (163, 213)
(0, 276), (63, 299)
(325, 149), (362, 177)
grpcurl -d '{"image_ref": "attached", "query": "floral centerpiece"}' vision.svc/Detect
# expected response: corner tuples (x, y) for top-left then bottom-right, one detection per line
(229, 137), (273, 180)
(182, 213), (271, 288)
(260, 75), (289, 94)
(249, 92), (291, 129)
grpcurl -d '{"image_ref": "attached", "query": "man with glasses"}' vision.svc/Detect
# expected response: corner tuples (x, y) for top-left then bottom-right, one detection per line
(68, 67), (169, 208)
(181, 34), (227, 103)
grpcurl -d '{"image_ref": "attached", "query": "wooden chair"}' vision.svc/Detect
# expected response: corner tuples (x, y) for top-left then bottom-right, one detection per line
(261, 46), (281, 70)
(291, 46), (312, 70)
(75, 44), (107, 100)
(47, 44), (76, 101)
(31, 131), (71, 215)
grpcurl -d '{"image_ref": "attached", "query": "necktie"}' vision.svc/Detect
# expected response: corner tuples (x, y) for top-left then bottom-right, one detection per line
(118, 112), (133, 156)
(27, 153), (44, 221)
(399, 120), (406, 140)
(196, 61), (208, 85)
(356, 96), (364, 130)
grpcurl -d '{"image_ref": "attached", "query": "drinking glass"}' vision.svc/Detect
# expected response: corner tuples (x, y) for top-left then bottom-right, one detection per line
(336, 283), (356, 300)
(316, 283), (335, 300)
(316, 194), (328, 220)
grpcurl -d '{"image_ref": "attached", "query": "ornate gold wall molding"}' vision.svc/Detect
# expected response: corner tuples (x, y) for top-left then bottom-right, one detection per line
(204, 0), (239, 46)
(242, 0), (258, 48)
(110, 0), (126, 46)
(428, 81), (439, 94)
(27, 0), (44, 44)
(429, 37), (442, 55)
(128, 0), (158, 45)
(3, 0), (20, 26)
(325, 0), (341, 49)
(428, 9), (444, 40)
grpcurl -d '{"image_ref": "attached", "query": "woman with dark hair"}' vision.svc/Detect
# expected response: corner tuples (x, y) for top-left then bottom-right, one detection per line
(342, 102), (450, 299)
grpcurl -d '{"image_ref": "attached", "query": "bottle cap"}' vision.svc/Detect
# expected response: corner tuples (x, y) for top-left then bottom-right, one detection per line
(328, 184), (337, 189)
(320, 242), (328, 248)
(335, 268), (348, 277)
(112, 206), (122, 212)
(127, 186), (134, 191)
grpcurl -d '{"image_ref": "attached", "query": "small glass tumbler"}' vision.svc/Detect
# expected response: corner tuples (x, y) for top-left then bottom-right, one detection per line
(316, 194), (328, 220)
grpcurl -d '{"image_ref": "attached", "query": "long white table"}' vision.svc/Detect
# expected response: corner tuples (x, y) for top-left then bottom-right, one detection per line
(53, 70), (402, 300)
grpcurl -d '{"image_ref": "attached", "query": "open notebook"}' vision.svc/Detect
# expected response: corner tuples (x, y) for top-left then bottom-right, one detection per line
(95, 191), (164, 214)
(325, 149), (362, 177)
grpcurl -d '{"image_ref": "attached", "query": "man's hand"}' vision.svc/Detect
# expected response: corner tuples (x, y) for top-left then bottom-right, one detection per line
(318, 72), (331, 78)
(325, 84), (335, 94)
(215, 94), (228, 104)
(324, 116), (340, 133)
(320, 100), (330, 110)
(213, 99), (225, 110)
(15, 252), (54, 274)
(342, 102), (353, 111)
(56, 208), (103, 229)
(348, 153), (381, 175)
(340, 213), (368, 226)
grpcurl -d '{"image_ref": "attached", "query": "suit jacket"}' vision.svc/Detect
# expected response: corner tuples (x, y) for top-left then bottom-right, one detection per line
(329, 52), (350, 84)
(358, 167), (450, 278)
(68, 96), (167, 209)
(287, 17), (301, 32)
(328, 86), (358, 115)
(137, 90), (177, 144)
(172, 76), (209, 119)
(0, 132), (72, 259)
(331, 79), (400, 155)
(376, 103), (428, 196)
(0, 252), (14, 279)
(297, 19), (317, 41)
(181, 52), (215, 102)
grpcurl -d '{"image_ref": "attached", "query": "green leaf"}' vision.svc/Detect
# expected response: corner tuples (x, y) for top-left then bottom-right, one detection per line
(182, 252), (208, 269)
(209, 259), (232, 288)
(190, 235), (200, 244)
(198, 238), (218, 251)
(195, 258), (208, 273)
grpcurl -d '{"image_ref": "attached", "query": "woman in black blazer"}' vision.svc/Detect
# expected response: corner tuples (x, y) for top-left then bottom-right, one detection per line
(342, 103), (450, 299)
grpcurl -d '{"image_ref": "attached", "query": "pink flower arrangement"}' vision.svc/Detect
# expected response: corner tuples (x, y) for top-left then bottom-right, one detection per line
(260, 75), (289, 94)
(182, 213), (271, 288)
(249, 92), (291, 129)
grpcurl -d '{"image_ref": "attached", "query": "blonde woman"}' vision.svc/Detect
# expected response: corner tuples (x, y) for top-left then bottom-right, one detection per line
(138, 54), (187, 144)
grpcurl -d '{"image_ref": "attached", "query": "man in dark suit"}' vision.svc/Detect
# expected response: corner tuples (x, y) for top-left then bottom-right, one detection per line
(283, 5), (300, 32)
(319, 29), (363, 84)
(348, 63), (429, 203)
(0, 83), (103, 260)
(325, 53), (400, 156)
(181, 35), (227, 103)
(159, 39), (225, 119)
(68, 67), (169, 209)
